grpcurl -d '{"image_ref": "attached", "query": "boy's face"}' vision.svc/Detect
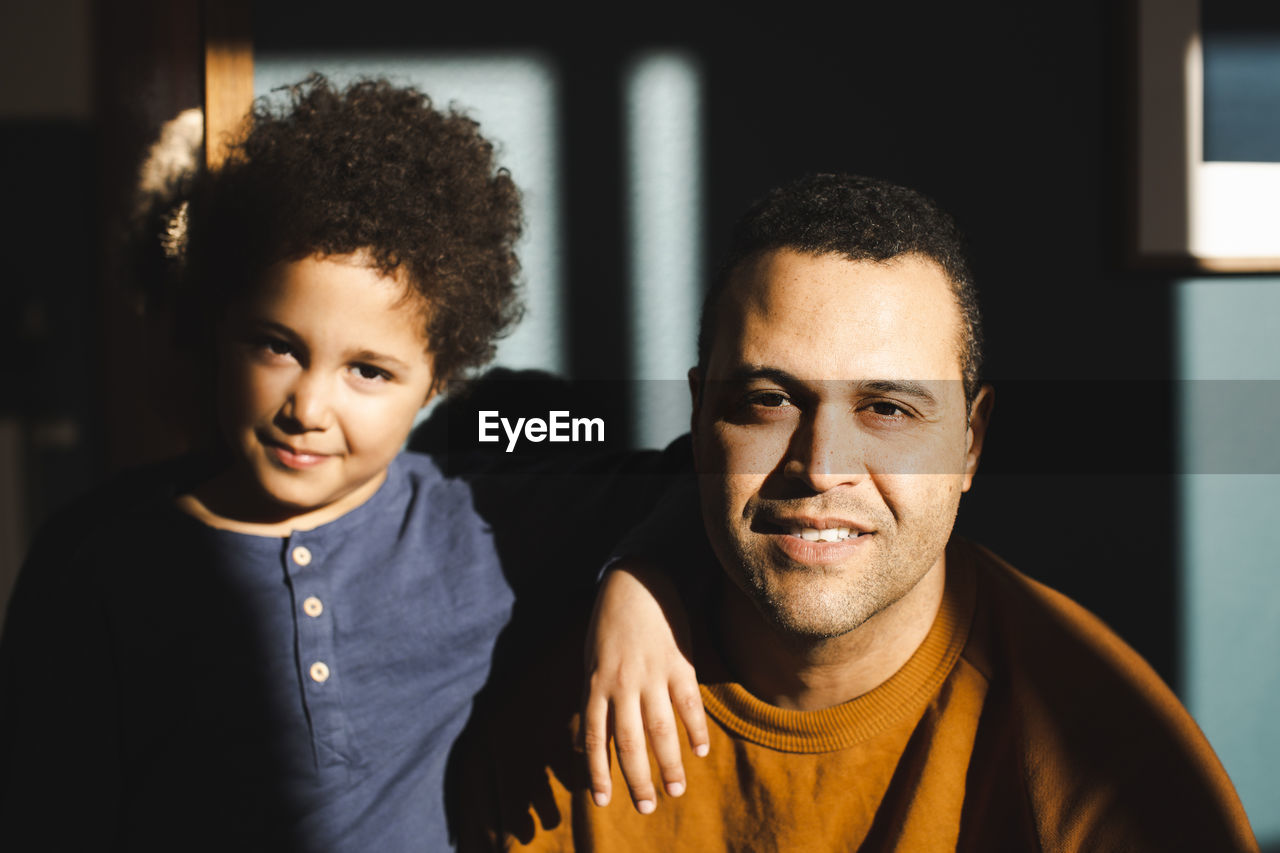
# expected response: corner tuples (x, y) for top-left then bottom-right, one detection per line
(216, 252), (435, 527)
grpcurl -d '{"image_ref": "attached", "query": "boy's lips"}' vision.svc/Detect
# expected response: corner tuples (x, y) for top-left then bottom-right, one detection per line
(262, 438), (334, 469)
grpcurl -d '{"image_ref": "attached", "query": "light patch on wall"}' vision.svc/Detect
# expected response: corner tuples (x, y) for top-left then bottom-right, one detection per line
(256, 53), (565, 383)
(1134, 0), (1280, 266)
(625, 52), (703, 448)
(1177, 277), (1280, 844)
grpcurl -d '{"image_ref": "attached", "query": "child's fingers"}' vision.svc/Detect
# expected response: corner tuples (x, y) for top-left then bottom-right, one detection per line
(611, 696), (659, 814)
(640, 690), (687, 799)
(581, 689), (613, 807)
(671, 672), (710, 758)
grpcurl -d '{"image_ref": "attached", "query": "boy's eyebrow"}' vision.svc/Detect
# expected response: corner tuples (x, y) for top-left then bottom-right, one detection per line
(249, 320), (414, 371)
(348, 349), (412, 371)
(252, 320), (303, 342)
(256, 318), (300, 335)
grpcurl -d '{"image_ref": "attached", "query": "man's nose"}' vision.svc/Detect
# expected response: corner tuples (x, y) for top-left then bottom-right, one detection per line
(784, 408), (867, 492)
(280, 371), (335, 432)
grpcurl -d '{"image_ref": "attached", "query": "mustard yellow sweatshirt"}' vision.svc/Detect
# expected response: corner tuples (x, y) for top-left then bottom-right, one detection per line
(468, 540), (1258, 852)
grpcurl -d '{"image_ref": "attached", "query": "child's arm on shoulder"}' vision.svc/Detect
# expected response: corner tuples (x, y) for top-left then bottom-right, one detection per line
(580, 479), (711, 814)
(583, 563), (707, 814)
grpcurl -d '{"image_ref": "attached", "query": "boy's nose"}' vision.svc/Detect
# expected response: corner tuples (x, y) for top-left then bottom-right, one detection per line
(279, 373), (335, 432)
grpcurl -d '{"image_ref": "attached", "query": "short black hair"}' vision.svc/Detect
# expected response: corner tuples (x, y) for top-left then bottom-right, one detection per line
(182, 74), (524, 390)
(697, 173), (983, 403)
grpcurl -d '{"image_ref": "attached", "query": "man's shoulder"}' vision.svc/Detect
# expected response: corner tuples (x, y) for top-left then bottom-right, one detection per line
(954, 539), (1258, 851)
(957, 537), (1206, 744)
(956, 539), (1166, 687)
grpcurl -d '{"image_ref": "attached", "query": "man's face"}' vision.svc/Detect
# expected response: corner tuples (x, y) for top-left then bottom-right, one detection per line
(216, 253), (436, 526)
(691, 249), (989, 639)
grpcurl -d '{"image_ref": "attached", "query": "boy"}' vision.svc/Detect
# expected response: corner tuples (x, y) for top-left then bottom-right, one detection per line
(0, 75), (701, 851)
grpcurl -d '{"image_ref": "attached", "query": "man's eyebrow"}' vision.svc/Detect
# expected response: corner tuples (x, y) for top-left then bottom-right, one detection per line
(856, 379), (940, 406)
(721, 365), (804, 385)
(721, 368), (940, 402)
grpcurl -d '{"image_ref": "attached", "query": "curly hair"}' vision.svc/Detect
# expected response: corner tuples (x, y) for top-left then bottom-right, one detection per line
(182, 74), (524, 389)
(698, 174), (984, 404)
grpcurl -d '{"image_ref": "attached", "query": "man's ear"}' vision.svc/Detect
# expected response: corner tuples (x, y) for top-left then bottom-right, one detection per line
(688, 367), (704, 440)
(961, 384), (994, 493)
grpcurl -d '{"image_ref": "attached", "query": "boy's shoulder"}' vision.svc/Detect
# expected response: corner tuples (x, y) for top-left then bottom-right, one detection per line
(26, 454), (214, 565)
(394, 449), (471, 505)
(394, 448), (447, 482)
(63, 453), (211, 516)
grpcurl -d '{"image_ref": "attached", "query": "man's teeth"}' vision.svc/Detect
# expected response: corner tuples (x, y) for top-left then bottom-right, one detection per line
(790, 527), (860, 542)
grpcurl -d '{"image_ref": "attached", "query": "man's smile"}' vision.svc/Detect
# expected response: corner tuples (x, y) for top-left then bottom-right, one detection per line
(753, 512), (876, 537)
(750, 514), (878, 565)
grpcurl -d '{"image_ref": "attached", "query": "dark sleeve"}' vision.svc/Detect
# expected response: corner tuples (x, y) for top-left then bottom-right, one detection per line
(0, 520), (125, 849)
(467, 439), (694, 601)
(411, 367), (698, 597)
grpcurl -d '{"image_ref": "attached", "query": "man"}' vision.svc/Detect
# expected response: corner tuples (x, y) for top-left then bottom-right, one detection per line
(469, 174), (1259, 851)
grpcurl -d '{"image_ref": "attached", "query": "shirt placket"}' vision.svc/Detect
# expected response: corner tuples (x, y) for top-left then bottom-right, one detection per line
(285, 532), (355, 769)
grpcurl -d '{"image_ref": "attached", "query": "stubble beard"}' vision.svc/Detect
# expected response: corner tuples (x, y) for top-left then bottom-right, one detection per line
(729, 506), (957, 644)
(734, 543), (909, 641)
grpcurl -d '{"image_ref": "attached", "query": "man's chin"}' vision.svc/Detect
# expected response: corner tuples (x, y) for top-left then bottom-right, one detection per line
(741, 575), (875, 641)
(754, 600), (868, 643)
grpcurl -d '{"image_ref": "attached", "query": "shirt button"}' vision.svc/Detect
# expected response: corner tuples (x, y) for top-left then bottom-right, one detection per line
(303, 596), (324, 618)
(309, 661), (330, 683)
(292, 546), (312, 567)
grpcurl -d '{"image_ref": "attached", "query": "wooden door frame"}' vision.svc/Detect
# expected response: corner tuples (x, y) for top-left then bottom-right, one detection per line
(203, 0), (254, 168)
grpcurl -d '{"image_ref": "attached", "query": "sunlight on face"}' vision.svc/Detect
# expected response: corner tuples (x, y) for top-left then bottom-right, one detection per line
(213, 253), (435, 529)
(691, 250), (987, 639)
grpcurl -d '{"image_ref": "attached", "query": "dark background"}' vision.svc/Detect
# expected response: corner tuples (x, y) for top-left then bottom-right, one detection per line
(12, 0), (1180, 673)
(2, 2), (1275, 842)
(0, 0), (1171, 673)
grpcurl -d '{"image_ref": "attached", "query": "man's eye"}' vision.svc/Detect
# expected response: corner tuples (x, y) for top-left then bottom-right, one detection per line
(863, 401), (909, 419)
(749, 392), (791, 408)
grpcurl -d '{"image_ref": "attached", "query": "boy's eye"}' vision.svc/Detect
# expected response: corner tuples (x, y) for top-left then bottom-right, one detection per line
(251, 336), (296, 360)
(351, 364), (392, 382)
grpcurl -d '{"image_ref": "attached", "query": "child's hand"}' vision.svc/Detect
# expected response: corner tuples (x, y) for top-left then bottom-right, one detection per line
(581, 563), (709, 814)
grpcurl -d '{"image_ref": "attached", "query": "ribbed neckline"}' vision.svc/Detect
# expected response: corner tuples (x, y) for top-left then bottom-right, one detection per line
(168, 452), (417, 546)
(700, 546), (977, 753)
